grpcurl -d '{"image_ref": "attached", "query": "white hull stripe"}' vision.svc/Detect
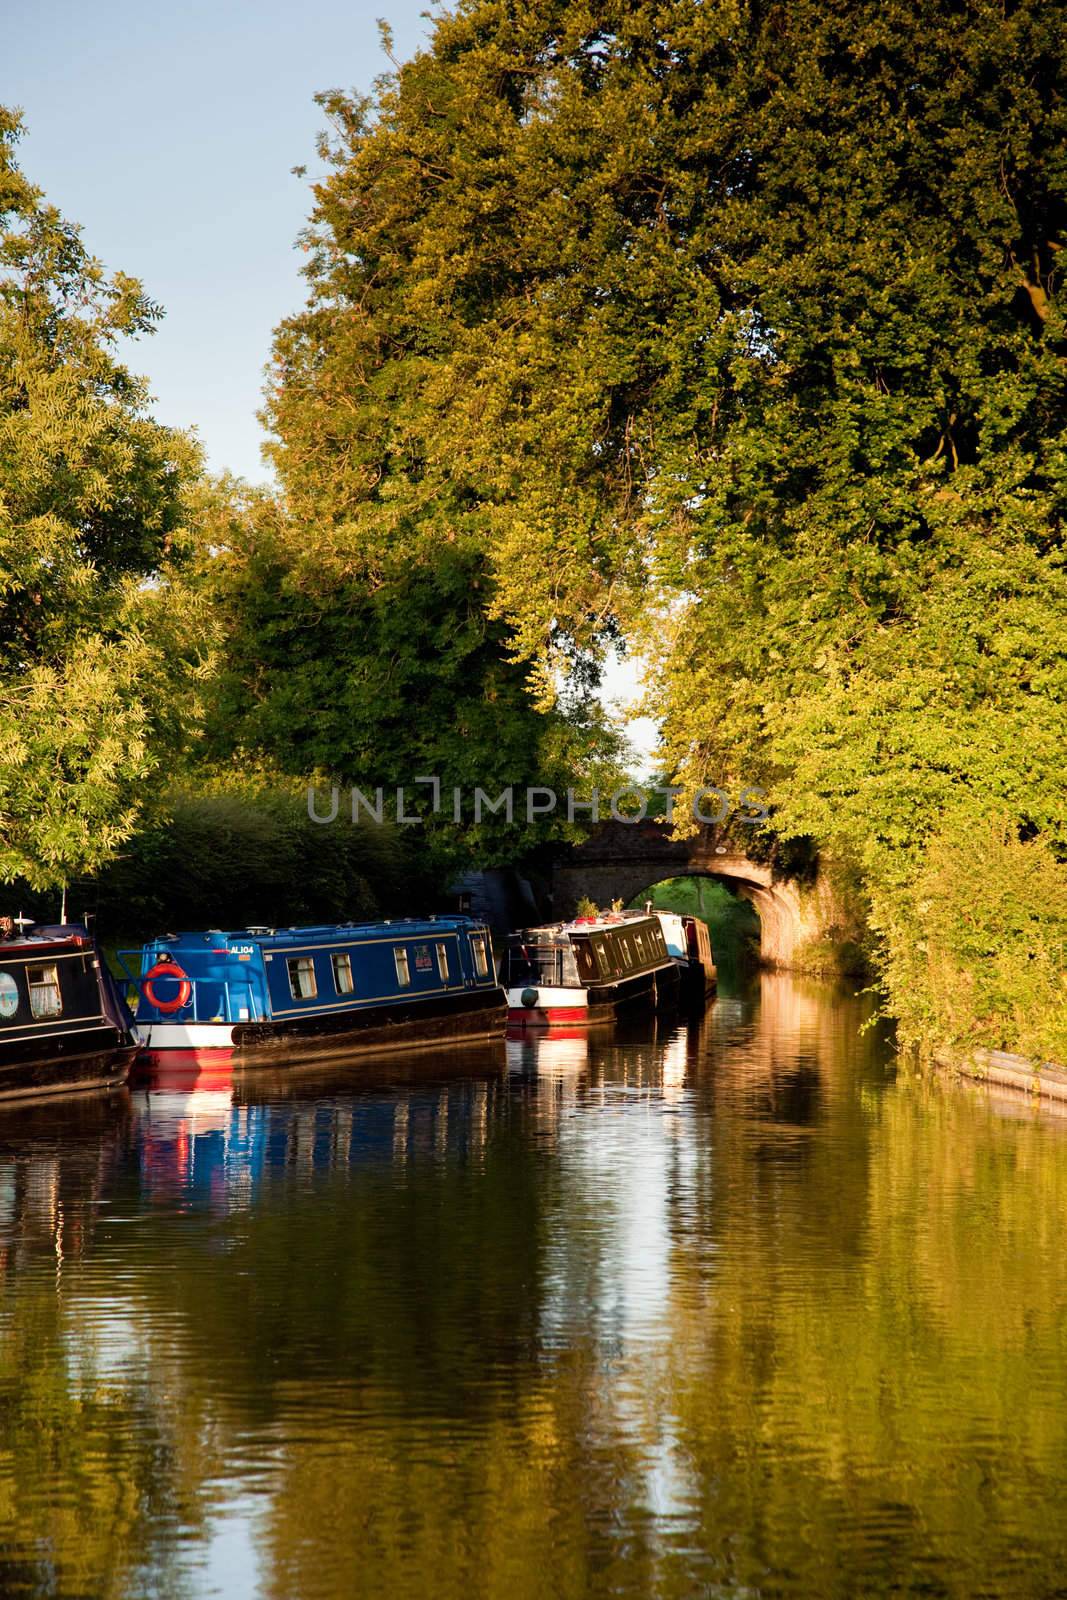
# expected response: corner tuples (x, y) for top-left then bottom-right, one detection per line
(505, 987), (589, 1009)
(138, 1023), (236, 1050)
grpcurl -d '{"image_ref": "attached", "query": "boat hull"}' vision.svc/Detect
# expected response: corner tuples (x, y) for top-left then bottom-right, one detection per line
(507, 963), (680, 1029)
(676, 958), (718, 1003)
(137, 987), (507, 1067)
(0, 1029), (136, 1102)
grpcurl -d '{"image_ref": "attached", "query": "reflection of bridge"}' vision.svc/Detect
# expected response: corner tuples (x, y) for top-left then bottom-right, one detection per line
(551, 821), (850, 970)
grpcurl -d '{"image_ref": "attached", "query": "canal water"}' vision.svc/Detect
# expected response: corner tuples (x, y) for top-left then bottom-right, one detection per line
(1, 973), (1066, 1599)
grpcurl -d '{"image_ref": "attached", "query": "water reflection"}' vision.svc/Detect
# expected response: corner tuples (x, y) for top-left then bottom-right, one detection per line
(0, 978), (1066, 1597)
(132, 1045), (507, 1214)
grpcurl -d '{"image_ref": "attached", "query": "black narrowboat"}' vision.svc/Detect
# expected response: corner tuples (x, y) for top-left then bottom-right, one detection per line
(0, 924), (138, 1100)
(680, 913), (718, 998)
(622, 909), (718, 1001)
(504, 913), (680, 1028)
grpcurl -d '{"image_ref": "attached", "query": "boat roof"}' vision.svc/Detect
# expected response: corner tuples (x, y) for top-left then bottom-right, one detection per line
(620, 907), (708, 928)
(0, 922), (94, 954)
(564, 913), (660, 934)
(145, 916), (487, 950)
(511, 913), (660, 940)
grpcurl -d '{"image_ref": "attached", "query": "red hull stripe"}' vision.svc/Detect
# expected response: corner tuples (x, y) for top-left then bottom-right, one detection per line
(507, 1007), (590, 1026)
(135, 1047), (234, 1070)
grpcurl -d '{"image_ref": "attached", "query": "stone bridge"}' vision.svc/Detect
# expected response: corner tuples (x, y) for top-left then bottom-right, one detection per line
(550, 821), (857, 971)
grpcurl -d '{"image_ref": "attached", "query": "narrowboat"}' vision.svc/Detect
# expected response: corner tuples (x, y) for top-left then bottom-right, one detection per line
(0, 923), (138, 1100)
(680, 914), (718, 997)
(123, 917), (506, 1067)
(624, 909), (717, 1001)
(503, 913), (680, 1028)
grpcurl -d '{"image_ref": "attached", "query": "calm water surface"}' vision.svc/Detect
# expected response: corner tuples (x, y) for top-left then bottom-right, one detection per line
(2, 973), (1066, 1599)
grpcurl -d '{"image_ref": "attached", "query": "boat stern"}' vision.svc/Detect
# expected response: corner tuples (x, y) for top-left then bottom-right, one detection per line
(506, 985), (590, 1028)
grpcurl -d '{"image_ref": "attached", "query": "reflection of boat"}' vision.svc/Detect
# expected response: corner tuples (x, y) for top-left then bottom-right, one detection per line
(129, 1048), (508, 1209)
(123, 918), (506, 1069)
(135, 1040), (508, 1107)
(506, 1031), (590, 1077)
(503, 914), (680, 1028)
(229, 1040), (507, 1105)
(0, 1083), (130, 1156)
(135, 1087), (235, 1138)
(136, 1053), (236, 1093)
(132, 1084), (268, 1205)
(0, 924), (138, 1101)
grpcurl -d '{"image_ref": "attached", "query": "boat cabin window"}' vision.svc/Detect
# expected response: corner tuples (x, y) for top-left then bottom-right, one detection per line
(27, 963), (62, 1019)
(287, 957), (318, 1000)
(619, 935), (633, 968)
(574, 940), (597, 981)
(0, 972), (19, 1020)
(470, 934), (490, 979)
(633, 930), (646, 962)
(394, 947), (411, 987)
(436, 942), (450, 981)
(331, 952), (354, 995)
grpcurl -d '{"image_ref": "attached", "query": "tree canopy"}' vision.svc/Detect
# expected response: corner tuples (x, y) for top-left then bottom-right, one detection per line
(1, 0), (1064, 1050)
(194, 489), (628, 871)
(259, 0), (1066, 1050)
(0, 108), (210, 890)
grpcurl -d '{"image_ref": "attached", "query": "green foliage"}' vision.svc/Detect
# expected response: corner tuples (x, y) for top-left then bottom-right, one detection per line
(0, 108), (209, 889)
(276, 1), (1065, 1047)
(4, 0), (1062, 1055)
(574, 895), (598, 918)
(195, 487), (629, 875)
(84, 774), (421, 939)
(874, 818), (1067, 1062)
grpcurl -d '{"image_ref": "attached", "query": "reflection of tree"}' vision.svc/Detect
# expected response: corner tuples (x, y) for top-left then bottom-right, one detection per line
(3, 992), (1066, 1598)
(0, 1093), (204, 1599)
(663, 978), (1067, 1597)
(126, 1077), (546, 1423)
(257, 1345), (673, 1600)
(139, 1065), (677, 1598)
(0, 1285), (203, 1599)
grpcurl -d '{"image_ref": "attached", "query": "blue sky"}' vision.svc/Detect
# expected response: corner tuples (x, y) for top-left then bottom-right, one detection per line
(9, 0), (433, 483)
(8, 0), (658, 768)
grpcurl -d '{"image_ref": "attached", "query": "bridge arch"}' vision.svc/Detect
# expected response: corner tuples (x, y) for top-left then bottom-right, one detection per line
(550, 821), (839, 970)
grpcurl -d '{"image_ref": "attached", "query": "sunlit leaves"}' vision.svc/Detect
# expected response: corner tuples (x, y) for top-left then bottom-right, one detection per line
(0, 109), (209, 888)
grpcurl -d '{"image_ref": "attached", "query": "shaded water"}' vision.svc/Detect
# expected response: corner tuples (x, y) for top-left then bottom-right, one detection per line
(2, 974), (1066, 1599)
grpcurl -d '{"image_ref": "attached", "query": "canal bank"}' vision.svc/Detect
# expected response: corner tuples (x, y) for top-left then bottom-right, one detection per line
(934, 1046), (1067, 1105)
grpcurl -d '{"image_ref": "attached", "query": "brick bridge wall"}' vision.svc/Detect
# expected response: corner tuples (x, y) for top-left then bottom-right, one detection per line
(550, 821), (857, 971)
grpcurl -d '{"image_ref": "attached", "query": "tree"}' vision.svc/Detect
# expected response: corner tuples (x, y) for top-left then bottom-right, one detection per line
(267, 0), (1066, 1044)
(194, 487), (627, 872)
(0, 109), (209, 890)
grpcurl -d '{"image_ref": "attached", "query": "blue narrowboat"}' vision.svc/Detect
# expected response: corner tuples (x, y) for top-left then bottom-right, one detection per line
(122, 917), (505, 1067)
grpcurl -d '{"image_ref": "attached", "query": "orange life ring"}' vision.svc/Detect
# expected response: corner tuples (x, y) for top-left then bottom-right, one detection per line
(142, 958), (192, 1014)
